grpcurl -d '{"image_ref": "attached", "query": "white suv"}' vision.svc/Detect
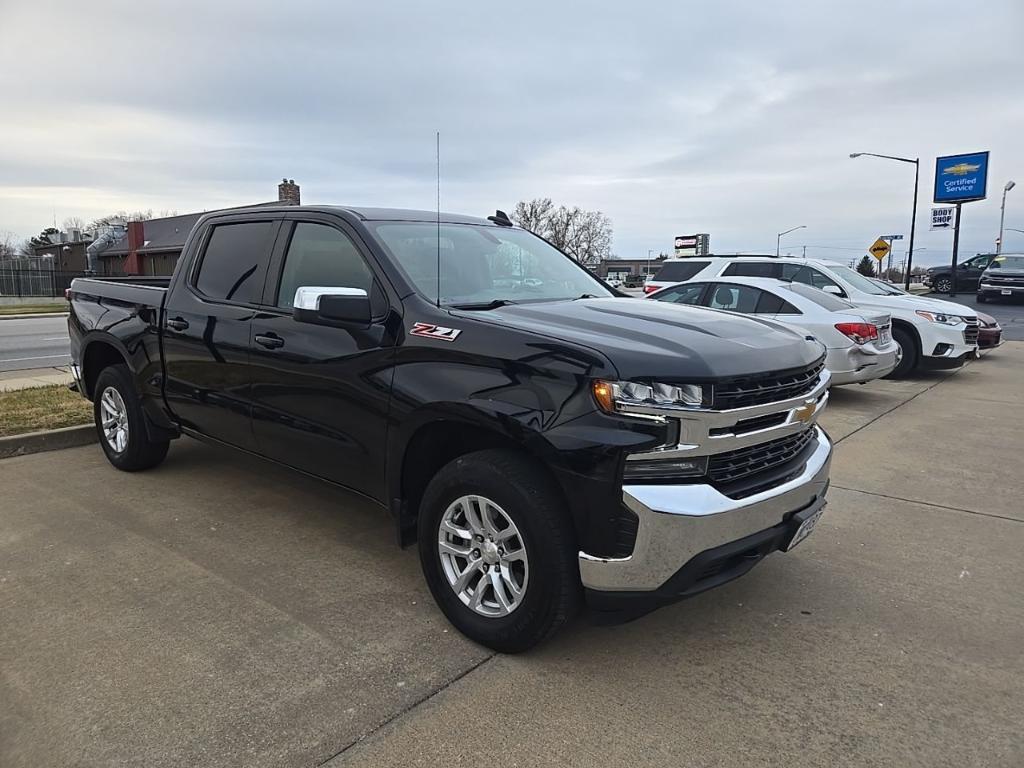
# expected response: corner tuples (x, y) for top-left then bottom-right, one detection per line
(646, 257), (979, 378)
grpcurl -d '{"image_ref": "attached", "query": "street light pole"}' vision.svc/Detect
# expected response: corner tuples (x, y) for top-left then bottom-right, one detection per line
(647, 249), (654, 281)
(997, 181), (1016, 255)
(776, 225), (806, 257)
(850, 152), (919, 291)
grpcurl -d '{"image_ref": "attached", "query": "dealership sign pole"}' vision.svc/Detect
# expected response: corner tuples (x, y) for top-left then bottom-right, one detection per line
(934, 151), (990, 295)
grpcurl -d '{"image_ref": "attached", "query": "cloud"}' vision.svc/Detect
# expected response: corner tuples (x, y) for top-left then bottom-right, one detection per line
(1, 0), (1021, 264)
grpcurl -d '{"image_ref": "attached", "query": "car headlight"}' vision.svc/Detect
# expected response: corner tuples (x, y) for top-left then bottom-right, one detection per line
(915, 310), (963, 326)
(592, 379), (706, 415)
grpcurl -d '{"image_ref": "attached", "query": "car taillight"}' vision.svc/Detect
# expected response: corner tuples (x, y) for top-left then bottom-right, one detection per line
(643, 285), (658, 295)
(834, 322), (878, 344)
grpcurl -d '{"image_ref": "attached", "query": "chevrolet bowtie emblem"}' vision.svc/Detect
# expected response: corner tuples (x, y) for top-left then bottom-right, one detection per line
(793, 402), (815, 424)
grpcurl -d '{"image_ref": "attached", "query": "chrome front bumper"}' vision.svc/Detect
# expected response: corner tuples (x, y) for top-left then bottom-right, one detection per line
(579, 425), (832, 593)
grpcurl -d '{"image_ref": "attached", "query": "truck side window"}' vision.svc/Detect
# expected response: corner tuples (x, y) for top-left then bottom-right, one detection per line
(194, 222), (276, 304)
(276, 223), (374, 309)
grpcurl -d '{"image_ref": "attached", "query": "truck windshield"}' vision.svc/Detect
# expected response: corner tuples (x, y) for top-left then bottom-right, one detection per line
(370, 222), (613, 307)
(989, 255), (1024, 269)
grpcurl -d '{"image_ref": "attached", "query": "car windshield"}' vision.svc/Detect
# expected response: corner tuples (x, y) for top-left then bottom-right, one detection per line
(869, 279), (905, 295)
(989, 255), (1024, 270)
(829, 265), (892, 295)
(370, 222), (613, 307)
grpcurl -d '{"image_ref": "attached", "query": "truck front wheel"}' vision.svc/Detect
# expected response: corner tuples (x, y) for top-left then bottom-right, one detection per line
(418, 449), (581, 653)
(93, 364), (169, 472)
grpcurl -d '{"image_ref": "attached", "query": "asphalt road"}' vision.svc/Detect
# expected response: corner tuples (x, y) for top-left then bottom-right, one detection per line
(2, 348), (1022, 767)
(932, 292), (1024, 341)
(0, 315), (71, 372)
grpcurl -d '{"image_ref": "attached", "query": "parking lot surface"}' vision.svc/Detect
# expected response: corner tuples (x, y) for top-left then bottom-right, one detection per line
(2, 346), (1022, 767)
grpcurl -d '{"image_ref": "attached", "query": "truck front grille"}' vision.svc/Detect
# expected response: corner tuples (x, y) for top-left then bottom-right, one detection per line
(711, 360), (824, 410)
(708, 427), (817, 494)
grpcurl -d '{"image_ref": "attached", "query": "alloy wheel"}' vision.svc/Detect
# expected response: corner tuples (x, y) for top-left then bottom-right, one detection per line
(437, 494), (529, 617)
(99, 386), (129, 453)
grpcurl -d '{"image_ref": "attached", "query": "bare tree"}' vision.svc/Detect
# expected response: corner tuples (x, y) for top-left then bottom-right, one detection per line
(62, 216), (86, 232)
(512, 198), (612, 266)
(0, 231), (18, 260)
(88, 209), (154, 232)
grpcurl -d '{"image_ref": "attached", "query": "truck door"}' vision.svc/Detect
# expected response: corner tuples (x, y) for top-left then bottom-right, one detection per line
(161, 217), (280, 451)
(247, 216), (397, 500)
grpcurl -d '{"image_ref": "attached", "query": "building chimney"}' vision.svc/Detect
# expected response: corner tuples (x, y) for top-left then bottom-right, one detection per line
(125, 220), (145, 275)
(278, 178), (300, 205)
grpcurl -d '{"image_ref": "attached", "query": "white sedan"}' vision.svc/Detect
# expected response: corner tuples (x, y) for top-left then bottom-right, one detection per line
(647, 276), (899, 385)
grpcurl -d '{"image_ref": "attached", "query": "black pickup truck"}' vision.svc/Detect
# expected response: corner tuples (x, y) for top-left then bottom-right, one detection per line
(69, 205), (833, 651)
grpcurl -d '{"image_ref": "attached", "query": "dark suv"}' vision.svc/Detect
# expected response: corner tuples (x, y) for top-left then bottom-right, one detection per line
(925, 254), (993, 294)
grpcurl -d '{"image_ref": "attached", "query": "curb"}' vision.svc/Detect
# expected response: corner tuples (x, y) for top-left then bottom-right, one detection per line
(0, 312), (70, 320)
(0, 424), (96, 460)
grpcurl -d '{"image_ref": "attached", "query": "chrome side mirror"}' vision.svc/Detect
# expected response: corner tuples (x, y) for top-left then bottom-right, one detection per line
(293, 286), (371, 326)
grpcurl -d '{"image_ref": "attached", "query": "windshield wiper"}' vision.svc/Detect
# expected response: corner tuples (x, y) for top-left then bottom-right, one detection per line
(450, 299), (518, 310)
(574, 293), (601, 300)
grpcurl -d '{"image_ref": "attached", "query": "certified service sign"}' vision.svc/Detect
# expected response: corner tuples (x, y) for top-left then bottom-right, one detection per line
(934, 151), (989, 203)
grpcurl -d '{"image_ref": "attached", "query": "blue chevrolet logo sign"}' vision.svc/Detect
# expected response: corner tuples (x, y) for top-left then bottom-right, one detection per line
(934, 151), (989, 203)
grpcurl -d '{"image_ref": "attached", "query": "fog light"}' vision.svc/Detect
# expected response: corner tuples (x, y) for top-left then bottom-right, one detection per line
(623, 456), (708, 481)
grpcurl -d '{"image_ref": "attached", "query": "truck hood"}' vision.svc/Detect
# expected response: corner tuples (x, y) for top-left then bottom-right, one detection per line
(459, 298), (823, 381)
(849, 292), (977, 319)
(983, 269), (1024, 279)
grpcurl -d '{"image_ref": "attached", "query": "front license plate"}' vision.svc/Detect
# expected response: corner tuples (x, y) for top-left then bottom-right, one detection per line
(784, 505), (825, 551)
(1002, 289), (1012, 296)
(879, 328), (892, 345)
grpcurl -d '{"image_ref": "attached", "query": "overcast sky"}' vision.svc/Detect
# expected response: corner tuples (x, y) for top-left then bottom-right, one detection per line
(1, 0), (1022, 266)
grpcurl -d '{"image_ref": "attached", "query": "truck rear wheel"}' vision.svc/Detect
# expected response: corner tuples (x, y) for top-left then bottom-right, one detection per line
(418, 449), (580, 653)
(93, 364), (169, 472)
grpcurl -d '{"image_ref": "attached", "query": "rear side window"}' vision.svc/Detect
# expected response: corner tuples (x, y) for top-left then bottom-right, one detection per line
(783, 264), (842, 293)
(707, 283), (761, 313)
(195, 222), (276, 303)
(723, 262), (779, 278)
(652, 283), (706, 305)
(276, 223), (374, 309)
(652, 261), (709, 282)
(754, 291), (802, 314)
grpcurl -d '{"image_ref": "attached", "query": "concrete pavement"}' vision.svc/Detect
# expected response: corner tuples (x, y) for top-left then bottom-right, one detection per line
(0, 314), (71, 372)
(1, 346), (1022, 767)
(0, 366), (73, 392)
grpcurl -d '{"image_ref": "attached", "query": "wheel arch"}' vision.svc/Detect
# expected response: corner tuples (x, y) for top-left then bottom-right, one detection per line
(81, 334), (133, 400)
(389, 409), (569, 548)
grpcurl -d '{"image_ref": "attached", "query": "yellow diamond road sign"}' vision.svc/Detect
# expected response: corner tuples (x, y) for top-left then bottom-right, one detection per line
(868, 237), (890, 262)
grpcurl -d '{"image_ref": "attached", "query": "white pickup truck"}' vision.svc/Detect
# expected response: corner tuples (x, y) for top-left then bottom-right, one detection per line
(645, 256), (978, 378)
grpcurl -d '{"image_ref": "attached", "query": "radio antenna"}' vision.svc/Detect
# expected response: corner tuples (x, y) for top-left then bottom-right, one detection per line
(435, 130), (441, 309)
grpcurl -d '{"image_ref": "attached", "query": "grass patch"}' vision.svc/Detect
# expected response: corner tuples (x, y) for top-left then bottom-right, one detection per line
(0, 303), (68, 315)
(0, 384), (93, 437)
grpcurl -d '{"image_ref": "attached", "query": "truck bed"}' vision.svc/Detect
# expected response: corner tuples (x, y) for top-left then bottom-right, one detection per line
(70, 276), (169, 307)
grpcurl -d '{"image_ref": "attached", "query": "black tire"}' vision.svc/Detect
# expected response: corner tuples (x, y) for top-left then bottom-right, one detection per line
(885, 326), (918, 379)
(976, 293), (987, 304)
(934, 276), (952, 294)
(418, 449), (581, 653)
(93, 364), (169, 472)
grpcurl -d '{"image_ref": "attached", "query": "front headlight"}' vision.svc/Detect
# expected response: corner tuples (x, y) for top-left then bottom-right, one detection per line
(915, 310), (963, 326)
(592, 379), (706, 415)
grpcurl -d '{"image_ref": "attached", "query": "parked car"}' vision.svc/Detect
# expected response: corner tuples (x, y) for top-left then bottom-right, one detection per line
(977, 254), (1024, 303)
(67, 205), (833, 652)
(647, 256), (978, 378)
(622, 274), (646, 288)
(647, 277), (898, 384)
(643, 257), (740, 294)
(976, 311), (1003, 351)
(923, 254), (994, 294)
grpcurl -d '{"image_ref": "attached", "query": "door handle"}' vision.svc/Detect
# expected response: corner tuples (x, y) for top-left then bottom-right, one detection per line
(166, 317), (189, 331)
(255, 333), (285, 350)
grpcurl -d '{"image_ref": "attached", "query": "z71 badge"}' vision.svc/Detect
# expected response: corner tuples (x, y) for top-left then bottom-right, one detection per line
(410, 322), (462, 342)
